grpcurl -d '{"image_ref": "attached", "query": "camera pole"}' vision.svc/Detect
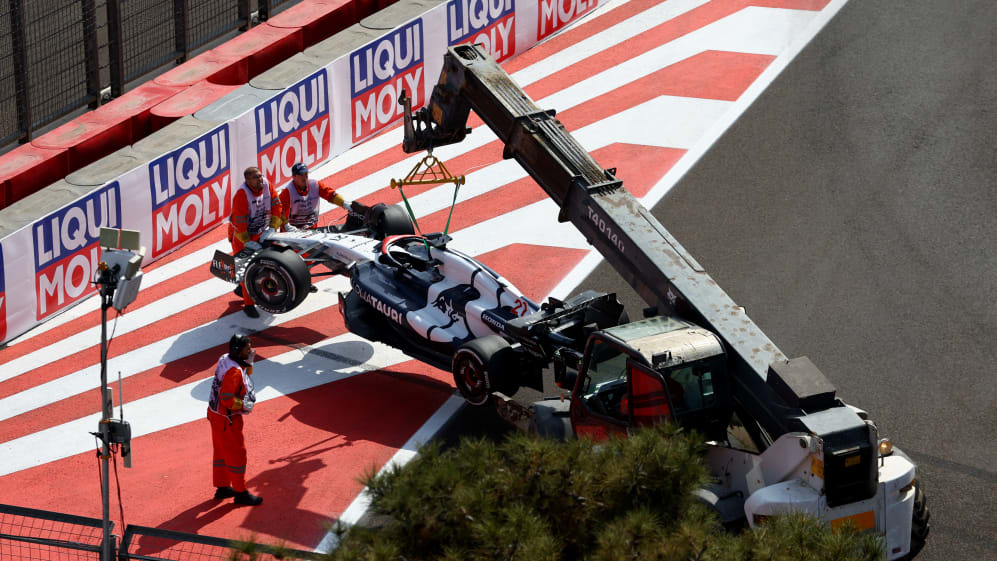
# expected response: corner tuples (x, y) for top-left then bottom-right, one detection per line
(97, 263), (116, 561)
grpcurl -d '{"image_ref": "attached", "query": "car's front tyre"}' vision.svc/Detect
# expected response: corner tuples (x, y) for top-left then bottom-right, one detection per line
(245, 248), (310, 314)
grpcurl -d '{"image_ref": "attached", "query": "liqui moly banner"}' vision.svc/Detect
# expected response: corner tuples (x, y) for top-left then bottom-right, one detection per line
(255, 69), (332, 188)
(350, 19), (426, 143)
(447, 0), (517, 63)
(0, 244), (6, 342)
(149, 124), (232, 259)
(32, 182), (121, 320)
(536, 0), (597, 42)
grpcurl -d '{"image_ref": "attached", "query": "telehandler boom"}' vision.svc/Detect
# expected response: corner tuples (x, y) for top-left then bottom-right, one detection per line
(398, 44), (927, 559)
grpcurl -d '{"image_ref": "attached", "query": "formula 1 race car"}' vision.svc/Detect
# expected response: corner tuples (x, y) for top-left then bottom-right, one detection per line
(209, 203), (616, 403)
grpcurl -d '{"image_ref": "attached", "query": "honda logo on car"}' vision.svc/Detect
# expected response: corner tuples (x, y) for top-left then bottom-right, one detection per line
(353, 283), (405, 325)
(447, 0), (516, 62)
(350, 20), (424, 143)
(33, 182), (120, 319)
(149, 125), (231, 258)
(481, 309), (507, 332)
(537, 0), (595, 41)
(256, 70), (330, 187)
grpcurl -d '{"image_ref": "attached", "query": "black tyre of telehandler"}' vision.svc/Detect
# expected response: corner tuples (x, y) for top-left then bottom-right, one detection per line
(903, 480), (930, 560)
(452, 335), (516, 406)
(244, 248), (311, 314)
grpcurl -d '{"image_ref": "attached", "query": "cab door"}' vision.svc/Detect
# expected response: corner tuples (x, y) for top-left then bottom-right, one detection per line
(626, 360), (677, 427)
(569, 336), (631, 440)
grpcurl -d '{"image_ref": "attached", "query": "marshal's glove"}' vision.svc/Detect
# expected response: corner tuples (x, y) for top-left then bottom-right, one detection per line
(343, 201), (369, 231)
(349, 201), (370, 221)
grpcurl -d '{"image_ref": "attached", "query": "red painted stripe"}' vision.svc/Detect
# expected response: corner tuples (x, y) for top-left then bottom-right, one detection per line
(0, 360), (455, 550)
(501, 0), (830, 77)
(478, 243), (590, 300)
(504, 0), (677, 74)
(0, 307), (350, 443)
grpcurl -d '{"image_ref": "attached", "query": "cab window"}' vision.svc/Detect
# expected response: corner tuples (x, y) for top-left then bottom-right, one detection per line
(666, 363), (716, 414)
(579, 339), (629, 421)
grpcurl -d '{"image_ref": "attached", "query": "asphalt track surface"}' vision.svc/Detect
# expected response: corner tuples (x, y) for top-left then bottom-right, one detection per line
(1, 0), (993, 559)
(579, 1), (997, 560)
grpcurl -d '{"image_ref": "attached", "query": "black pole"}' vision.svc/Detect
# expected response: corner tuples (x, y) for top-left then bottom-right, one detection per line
(98, 268), (115, 561)
(238, 0), (251, 31)
(81, 0), (101, 108)
(173, 0), (188, 64)
(9, 0), (32, 142)
(106, 0), (124, 98)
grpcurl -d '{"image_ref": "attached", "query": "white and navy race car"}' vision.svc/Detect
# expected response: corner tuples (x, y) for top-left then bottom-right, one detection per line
(209, 204), (582, 404)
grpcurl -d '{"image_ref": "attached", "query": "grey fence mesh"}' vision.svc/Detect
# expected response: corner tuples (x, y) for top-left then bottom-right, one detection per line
(0, 504), (105, 561)
(24, 0), (100, 129)
(188, 0), (243, 52)
(1, 4), (17, 145)
(119, 0), (179, 84)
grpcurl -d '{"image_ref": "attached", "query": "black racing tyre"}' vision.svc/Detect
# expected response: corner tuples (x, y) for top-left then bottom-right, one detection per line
(244, 248), (310, 314)
(452, 335), (515, 406)
(368, 203), (415, 240)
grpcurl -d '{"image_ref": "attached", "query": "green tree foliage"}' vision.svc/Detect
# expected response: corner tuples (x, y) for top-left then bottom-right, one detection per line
(324, 424), (884, 561)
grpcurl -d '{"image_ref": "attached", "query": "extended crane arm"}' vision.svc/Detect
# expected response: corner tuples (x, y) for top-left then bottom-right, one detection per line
(402, 45), (870, 446)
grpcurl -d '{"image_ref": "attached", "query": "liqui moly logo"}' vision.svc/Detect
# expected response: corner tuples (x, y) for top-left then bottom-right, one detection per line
(256, 70), (331, 187)
(0, 245), (6, 342)
(447, 0), (516, 62)
(350, 20), (425, 143)
(149, 125), (231, 258)
(537, 0), (596, 41)
(33, 183), (120, 320)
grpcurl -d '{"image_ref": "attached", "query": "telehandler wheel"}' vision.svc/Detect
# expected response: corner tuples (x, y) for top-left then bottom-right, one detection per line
(904, 480), (930, 560)
(452, 335), (514, 406)
(245, 248), (311, 314)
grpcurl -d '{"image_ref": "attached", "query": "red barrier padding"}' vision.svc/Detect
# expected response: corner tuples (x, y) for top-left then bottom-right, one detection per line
(33, 117), (131, 174)
(376, 0), (399, 10)
(150, 81), (243, 131)
(154, 50), (249, 87)
(97, 82), (186, 140)
(0, 144), (70, 208)
(267, 0), (357, 49)
(34, 82), (184, 172)
(214, 23), (304, 79)
(354, 0), (378, 19)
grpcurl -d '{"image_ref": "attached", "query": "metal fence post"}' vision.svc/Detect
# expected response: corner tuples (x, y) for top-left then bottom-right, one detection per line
(173, 0), (188, 64)
(9, 0), (32, 142)
(238, 0), (252, 30)
(81, 0), (101, 108)
(107, 0), (125, 98)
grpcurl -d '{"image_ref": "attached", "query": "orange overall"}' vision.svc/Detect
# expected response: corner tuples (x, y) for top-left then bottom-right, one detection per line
(207, 354), (255, 492)
(229, 179), (283, 306)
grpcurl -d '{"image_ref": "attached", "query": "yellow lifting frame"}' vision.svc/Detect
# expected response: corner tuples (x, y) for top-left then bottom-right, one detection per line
(389, 153), (466, 235)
